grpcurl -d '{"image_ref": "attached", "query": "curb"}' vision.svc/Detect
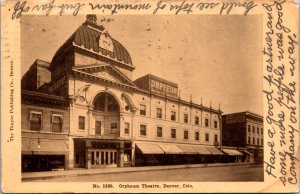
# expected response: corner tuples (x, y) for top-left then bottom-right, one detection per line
(22, 162), (256, 181)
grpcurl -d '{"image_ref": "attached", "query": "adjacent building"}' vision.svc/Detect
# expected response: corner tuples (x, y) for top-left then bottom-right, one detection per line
(221, 111), (264, 163)
(21, 15), (225, 172)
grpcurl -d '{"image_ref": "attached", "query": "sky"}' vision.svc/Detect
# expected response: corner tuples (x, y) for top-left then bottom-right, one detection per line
(21, 15), (263, 115)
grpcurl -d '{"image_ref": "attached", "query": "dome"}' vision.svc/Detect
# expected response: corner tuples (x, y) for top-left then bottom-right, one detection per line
(51, 16), (133, 69)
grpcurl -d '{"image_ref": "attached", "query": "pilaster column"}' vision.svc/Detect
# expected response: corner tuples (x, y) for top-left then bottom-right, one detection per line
(131, 142), (135, 166)
(117, 142), (124, 167)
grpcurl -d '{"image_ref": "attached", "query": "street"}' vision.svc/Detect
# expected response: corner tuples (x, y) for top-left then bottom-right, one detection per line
(31, 164), (263, 182)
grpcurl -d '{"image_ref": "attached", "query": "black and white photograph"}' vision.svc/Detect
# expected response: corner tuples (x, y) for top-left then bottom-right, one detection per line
(20, 14), (263, 182)
(0, 0), (299, 192)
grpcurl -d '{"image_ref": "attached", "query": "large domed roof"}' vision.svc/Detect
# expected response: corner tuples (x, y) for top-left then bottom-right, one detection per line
(51, 15), (133, 68)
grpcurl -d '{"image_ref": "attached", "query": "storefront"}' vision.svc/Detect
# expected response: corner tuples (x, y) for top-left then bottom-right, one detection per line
(73, 138), (133, 169)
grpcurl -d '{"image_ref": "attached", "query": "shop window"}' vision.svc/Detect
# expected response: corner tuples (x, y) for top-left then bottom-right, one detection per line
(51, 114), (63, 132)
(248, 137), (250, 144)
(171, 111), (176, 121)
(29, 111), (42, 131)
(140, 104), (146, 116)
(248, 125), (250, 132)
(156, 108), (162, 118)
(184, 130), (189, 140)
(205, 118), (209, 127)
(124, 122), (130, 135)
(252, 137), (255, 144)
(214, 121), (218, 128)
(195, 132), (199, 141)
(95, 121), (101, 135)
(140, 124), (147, 136)
(214, 134), (218, 142)
(205, 133), (209, 141)
(157, 126), (163, 137)
(78, 116), (85, 130)
(111, 123), (118, 134)
(195, 116), (199, 125)
(184, 114), (188, 123)
(171, 128), (176, 138)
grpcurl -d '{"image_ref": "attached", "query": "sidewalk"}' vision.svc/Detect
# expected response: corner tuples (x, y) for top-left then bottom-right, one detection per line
(22, 162), (253, 181)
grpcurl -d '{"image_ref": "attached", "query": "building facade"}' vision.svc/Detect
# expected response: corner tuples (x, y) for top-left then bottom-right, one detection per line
(221, 111), (264, 163)
(21, 15), (224, 172)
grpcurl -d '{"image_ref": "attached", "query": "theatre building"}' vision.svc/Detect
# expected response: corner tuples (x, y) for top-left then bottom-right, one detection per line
(21, 15), (223, 172)
(221, 112), (264, 163)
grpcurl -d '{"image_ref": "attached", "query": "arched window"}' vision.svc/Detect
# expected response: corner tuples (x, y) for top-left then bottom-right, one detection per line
(93, 93), (119, 112)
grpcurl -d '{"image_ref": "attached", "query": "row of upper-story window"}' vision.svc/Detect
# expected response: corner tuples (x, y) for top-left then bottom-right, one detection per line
(138, 124), (219, 142)
(27, 111), (64, 132)
(248, 136), (263, 146)
(247, 125), (263, 135)
(140, 105), (219, 128)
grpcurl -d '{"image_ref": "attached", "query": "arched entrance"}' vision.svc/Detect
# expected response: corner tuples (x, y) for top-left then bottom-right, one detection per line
(92, 92), (120, 137)
(89, 92), (122, 168)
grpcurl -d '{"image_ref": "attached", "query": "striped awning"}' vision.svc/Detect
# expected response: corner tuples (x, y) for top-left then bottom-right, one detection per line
(159, 144), (183, 154)
(206, 147), (223, 155)
(222, 149), (243, 156)
(135, 143), (164, 154)
(22, 139), (68, 153)
(177, 145), (198, 154)
(192, 145), (211, 155)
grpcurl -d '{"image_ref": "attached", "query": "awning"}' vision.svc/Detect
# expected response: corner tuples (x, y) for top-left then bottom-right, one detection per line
(22, 139), (69, 153)
(135, 143), (164, 154)
(241, 150), (253, 155)
(177, 145), (198, 154)
(206, 147), (223, 155)
(192, 145), (211, 155)
(159, 144), (183, 154)
(222, 149), (243, 156)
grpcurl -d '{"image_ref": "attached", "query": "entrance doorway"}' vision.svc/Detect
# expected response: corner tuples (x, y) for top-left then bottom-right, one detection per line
(91, 149), (117, 167)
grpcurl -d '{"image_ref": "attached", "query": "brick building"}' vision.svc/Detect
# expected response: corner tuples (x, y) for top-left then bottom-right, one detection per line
(221, 111), (263, 163)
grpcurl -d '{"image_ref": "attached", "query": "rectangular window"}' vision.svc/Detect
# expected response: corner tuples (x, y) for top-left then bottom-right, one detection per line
(140, 124), (147, 136)
(78, 116), (85, 130)
(157, 126), (163, 137)
(257, 138), (259, 145)
(111, 123), (118, 134)
(248, 125), (250, 132)
(205, 133), (209, 141)
(156, 108), (162, 118)
(205, 118), (209, 127)
(248, 137), (250, 144)
(253, 137), (255, 144)
(214, 121), (218, 128)
(52, 114), (63, 132)
(184, 130), (189, 140)
(95, 121), (101, 135)
(195, 132), (199, 141)
(261, 128), (263, 135)
(124, 122), (130, 135)
(214, 134), (218, 142)
(29, 111), (42, 131)
(195, 116), (199, 125)
(184, 114), (188, 123)
(257, 127), (259, 134)
(171, 111), (176, 121)
(261, 139), (263, 145)
(171, 128), (176, 138)
(140, 104), (146, 116)
(252, 126), (255, 133)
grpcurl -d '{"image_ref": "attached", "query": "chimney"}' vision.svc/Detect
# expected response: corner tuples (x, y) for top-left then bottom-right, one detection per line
(86, 14), (97, 24)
